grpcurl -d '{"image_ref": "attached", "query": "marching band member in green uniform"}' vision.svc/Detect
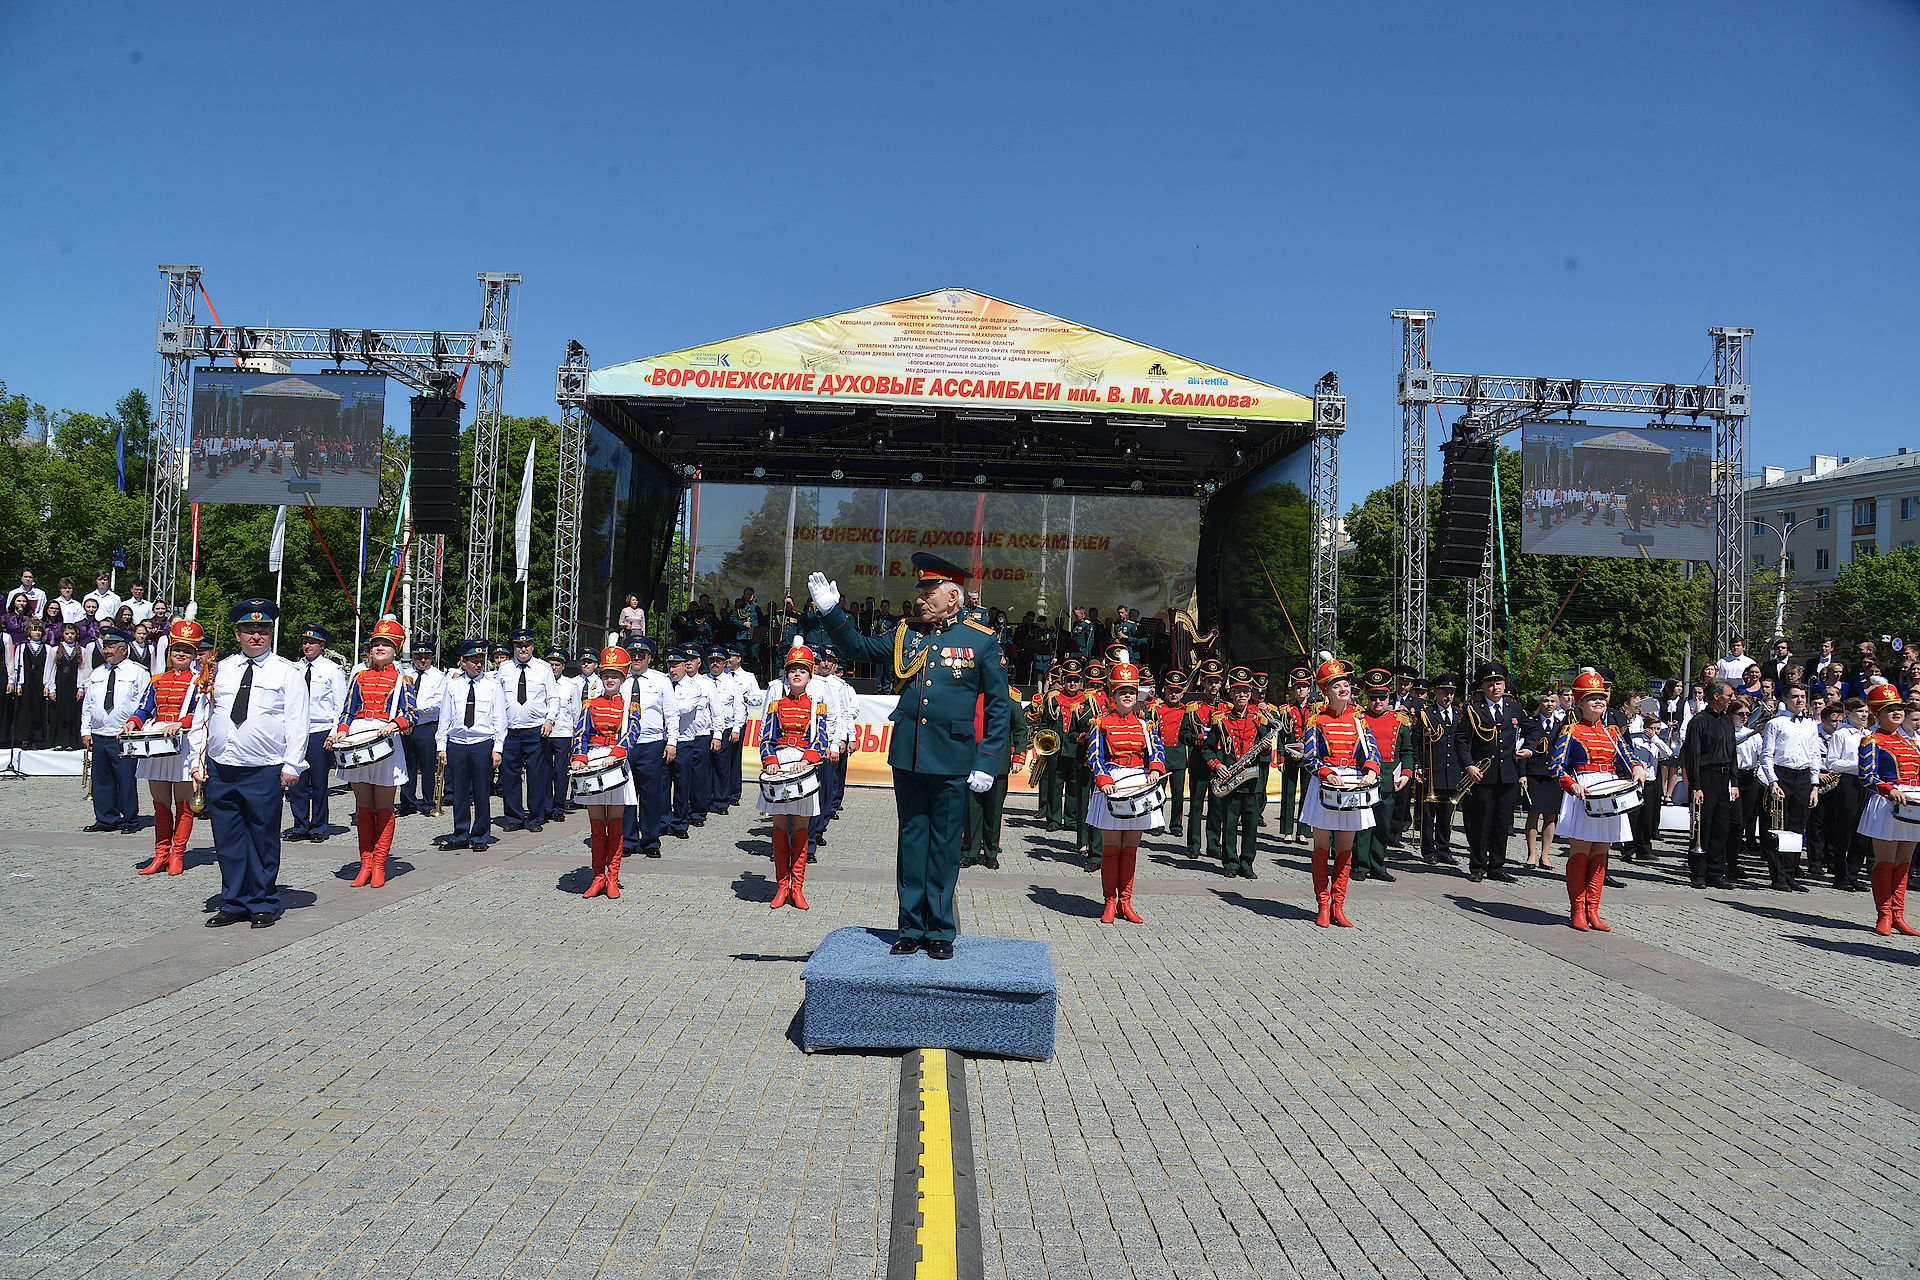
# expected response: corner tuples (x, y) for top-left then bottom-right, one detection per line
(1180, 657), (1226, 858)
(1201, 667), (1268, 878)
(1039, 661), (1086, 830)
(1276, 665), (1314, 844)
(963, 686), (1029, 870)
(809, 553), (1009, 960)
(1153, 670), (1191, 836)
(1066, 664), (1108, 867)
(1355, 667), (1415, 883)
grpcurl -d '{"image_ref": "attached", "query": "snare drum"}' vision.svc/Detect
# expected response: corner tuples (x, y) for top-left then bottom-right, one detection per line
(759, 762), (821, 805)
(571, 753), (630, 798)
(1321, 778), (1380, 810)
(332, 728), (395, 769)
(121, 726), (181, 759)
(1582, 776), (1643, 818)
(1893, 786), (1920, 825)
(1106, 771), (1168, 819)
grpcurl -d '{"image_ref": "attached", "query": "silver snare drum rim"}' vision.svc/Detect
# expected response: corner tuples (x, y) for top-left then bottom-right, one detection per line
(1106, 772), (1167, 819)
(332, 729), (395, 769)
(121, 727), (181, 758)
(1321, 778), (1379, 810)
(572, 756), (629, 797)
(1892, 787), (1920, 825)
(1582, 776), (1642, 818)
(759, 763), (820, 804)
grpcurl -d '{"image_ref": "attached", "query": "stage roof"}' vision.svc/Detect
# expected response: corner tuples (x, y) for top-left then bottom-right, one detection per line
(586, 289), (1317, 497)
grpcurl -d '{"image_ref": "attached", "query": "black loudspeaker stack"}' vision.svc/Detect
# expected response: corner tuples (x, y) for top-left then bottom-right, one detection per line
(1434, 432), (1497, 579)
(410, 393), (464, 536)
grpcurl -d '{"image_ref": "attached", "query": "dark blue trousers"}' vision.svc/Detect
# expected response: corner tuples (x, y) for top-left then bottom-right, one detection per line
(726, 734), (746, 803)
(498, 726), (546, 825)
(893, 769), (968, 944)
(399, 722), (438, 811)
(677, 738), (713, 822)
(90, 736), (138, 826)
(622, 740), (666, 855)
(445, 740), (494, 845)
(208, 760), (284, 916)
(286, 729), (330, 836)
(666, 743), (695, 833)
(541, 735), (572, 819)
(701, 740), (726, 813)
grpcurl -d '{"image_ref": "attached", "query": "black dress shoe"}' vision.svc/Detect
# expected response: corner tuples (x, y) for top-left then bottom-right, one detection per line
(436, 839), (470, 851)
(1691, 877), (1707, 889)
(982, 857), (1000, 870)
(890, 938), (922, 956)
(1237, 867), (1257, 880)
(1488, 871), (1518, 884)
(1604, 875), (1626, 888)
(281, 829), (307, 841)
(1371, 869), (1397, 882)
(1468, 872), (1485, 883)
(644, 848), (661, 858)
(960, 855), (980, 868)
(670, 829), (689, 839)
(309, 833), (328, 844)
(250, 913), (277, 929)
(205, 910), (249, 927)
(1705, 876), (1733, 889)
(526, 822), (544, 833)
(84, 822), (116, 833)
(496, 821), (525, 832)
(924, 941), (955, 960)
(121, 823), (142, 834)
(1791, 880), (1810, 893)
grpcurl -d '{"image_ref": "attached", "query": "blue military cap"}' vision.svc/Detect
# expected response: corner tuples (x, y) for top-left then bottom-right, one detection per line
(230, 598), (279, 625)
(458, 638), (488, 658)
(99, 625), (133, 644)
(706, 647), (727, 663)
(629, 634), (653, 654)
(297, 622), (328, 643)
(410, 640), (435, 658)
(578, 648), (600, 664)
(543, 645), (567, 662)
(489, 639), (509, 656)
(508, 627), (536, 646)
(725, 644), (743, 657)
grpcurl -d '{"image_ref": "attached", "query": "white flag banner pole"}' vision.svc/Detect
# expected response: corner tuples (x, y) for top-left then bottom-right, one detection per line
(514, 441), (536, 628)
(268, 505), (288, 649)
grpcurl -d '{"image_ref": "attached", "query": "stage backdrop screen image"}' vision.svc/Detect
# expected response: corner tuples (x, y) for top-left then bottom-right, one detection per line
(1520, 421), (1714, 561)
(189, 369), (386, 508)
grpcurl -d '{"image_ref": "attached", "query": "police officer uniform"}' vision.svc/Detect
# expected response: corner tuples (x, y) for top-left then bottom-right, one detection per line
(621, 637), (675, 859)
(287, 625), (345, 841)
(812, 552), (1010, 959)
(498, 627), (557, 831)
(543, 645), (583, 824)
(1456, 662), (1528, 882)
(192, 600), (310, 927)
(81, 626), (150, 832)
(435, 639), (507, 849)
(1416, 674), (1465, 864)
(397, 642), (445, 815)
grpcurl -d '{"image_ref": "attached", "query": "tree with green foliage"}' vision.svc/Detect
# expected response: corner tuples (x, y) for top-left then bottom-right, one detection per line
(1796, 546), (1920, 651)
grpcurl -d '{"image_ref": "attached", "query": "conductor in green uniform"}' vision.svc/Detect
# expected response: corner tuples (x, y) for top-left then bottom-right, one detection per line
(810, 553), (1010, 960)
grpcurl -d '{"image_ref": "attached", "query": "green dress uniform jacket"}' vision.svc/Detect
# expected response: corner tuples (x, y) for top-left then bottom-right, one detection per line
(1355, 712), (1415, 876)
(965, 695), (1030, 865)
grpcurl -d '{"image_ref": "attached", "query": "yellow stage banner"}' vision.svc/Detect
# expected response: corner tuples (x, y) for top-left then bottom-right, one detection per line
(592, 288), (1311, 423)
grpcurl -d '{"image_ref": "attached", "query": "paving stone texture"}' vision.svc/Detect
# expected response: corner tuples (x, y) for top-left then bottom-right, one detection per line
(1, 776), (1916, 1278)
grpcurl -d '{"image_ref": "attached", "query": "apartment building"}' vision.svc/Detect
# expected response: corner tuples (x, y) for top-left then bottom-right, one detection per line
(1746, 447), (1920, 595)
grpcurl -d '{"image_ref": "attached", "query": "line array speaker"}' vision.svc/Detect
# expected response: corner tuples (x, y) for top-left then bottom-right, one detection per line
(1434, 437), (1496, 579)
(410, 394), (463, 536)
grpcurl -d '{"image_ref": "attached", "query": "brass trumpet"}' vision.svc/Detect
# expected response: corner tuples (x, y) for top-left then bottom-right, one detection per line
(1032, 729), (1061, 757)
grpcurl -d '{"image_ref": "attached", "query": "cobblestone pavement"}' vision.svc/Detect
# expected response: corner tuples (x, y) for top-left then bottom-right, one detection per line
(1, 777), (1916, 1278)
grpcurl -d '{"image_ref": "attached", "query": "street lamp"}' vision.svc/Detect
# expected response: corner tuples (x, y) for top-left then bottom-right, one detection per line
(1750, 518), (1794, 641)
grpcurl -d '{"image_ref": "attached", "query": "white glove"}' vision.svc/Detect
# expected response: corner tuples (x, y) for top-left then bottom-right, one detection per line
(807, 571), (840, 614)
(967, 770), (994, 793)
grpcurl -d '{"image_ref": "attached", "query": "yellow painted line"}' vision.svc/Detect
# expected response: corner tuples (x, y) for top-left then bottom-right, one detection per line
(914, 1047), (958, 1280)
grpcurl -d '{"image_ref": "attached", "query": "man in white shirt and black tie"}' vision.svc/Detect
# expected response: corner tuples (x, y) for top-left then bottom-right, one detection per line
(497, 627), (556, 833)
(81, 626), (151, 833)
(397, 641), (446, 816)
(1758, 683), (1820, 892)
(542, 644), (583, 825)
(286, 624), (346, 842)
(191, 599), (310, 928)
(435, 639), (507, 850)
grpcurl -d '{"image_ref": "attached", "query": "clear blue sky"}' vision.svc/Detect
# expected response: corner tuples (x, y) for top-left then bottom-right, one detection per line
(3, 1), (1915, 503)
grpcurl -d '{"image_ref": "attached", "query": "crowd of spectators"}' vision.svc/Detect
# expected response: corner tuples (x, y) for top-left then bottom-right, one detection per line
(3, 567), (171, 750)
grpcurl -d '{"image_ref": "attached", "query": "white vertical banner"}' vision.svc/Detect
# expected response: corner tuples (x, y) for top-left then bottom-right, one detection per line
(513, 441), (537, 582)
(266, 505), (288, 572)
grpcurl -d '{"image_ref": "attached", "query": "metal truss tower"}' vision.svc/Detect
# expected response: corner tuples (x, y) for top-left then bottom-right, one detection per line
(463, 273), (521, 639)
(552, 341), (590, 653)
(1392, 311), (1433, 674)
(1308, 372), (1346, 657)
(1395, 313), (1751, 674)
(148, 266), (201, 609)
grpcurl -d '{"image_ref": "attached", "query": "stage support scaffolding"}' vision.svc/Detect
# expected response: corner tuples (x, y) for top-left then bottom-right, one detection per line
(552, 340), (590, 652)
(1394, 313), (1752, 673)
(145, 267), (517, 642)
(1393, 311), (1432, 675)
(1309, 372), (1345, 657)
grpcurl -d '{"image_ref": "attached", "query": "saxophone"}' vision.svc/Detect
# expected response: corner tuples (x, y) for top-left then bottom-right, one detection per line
(1211, 718), (1280, 797)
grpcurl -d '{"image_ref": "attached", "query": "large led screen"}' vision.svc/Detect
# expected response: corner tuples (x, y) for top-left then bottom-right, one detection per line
(189, 369), (386, 507)
(1520, 421), (1715, 560)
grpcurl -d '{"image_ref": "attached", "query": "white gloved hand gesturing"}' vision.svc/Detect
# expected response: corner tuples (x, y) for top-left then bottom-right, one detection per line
(807, 571), (840, 615)
(967, 770), (994, 793)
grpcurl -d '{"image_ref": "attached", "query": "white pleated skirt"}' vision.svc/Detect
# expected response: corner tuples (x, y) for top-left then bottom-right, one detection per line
(757, 746), (820, 816)
(1557, 771), (1630, 843)
(574, 746), (636, 808)
(1302, 767), (1375, 832)
(132, 726), (193, 783)
(1088, 766), (1164, 832)
(332, 717), (410, 787)
(1858, 792), (1920, 842)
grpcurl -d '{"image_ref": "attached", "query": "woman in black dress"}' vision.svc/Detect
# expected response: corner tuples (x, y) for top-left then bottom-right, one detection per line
(10, 619), (49, 748)
(49, 622), (86, 750)
(1521, 690), (1564, 871)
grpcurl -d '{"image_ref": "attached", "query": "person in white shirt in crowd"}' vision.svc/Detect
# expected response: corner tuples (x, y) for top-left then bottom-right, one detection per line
(541, 645), (584, 826)
(1715, 636), (1757, 684)
(619, 636), (677, 859)
(806, 644), (857, 855)
(286, 624), (346, 842)
(54, 577), (85, 625)
(397, 641), (447, 817)
(435, 639), (507, 851)
(721, 644), (765, 808)
(496, 627), (557, 833)
(701, 647), (742, 815)
(1732, 697), (1769, 879)
(1819, 698), (1871, 892)
(190, 599), (311, 929)
(82, 571), (120, 626)
(666, 646), (715, 832)
(1621, 703), (1673, 862)
(123, 581), (154, 625)
(11, 569), (48, 617)
(1758, 683), (1821, 891)
(80, 625), (151, 833)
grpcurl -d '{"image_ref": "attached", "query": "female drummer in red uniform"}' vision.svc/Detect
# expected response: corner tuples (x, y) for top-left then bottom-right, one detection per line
(126, 618), (207, 876)
(1552, 668), (1646, 931)
(1300, 654), (1381, 928)
(328, 618), (416, 889)
(1087, 662), (1167, 924)
(1857, 682), (1919, 936)
(759, 644), (827, 910)
(571, 646), (637, 899)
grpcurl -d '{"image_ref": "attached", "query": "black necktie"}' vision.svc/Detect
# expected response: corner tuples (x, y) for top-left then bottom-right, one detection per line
(232, 662), (253, 724)
(104, 668), (115, 712)
(518, 663), (527, 703)
(305, 661), (312, 690)
(465, 681), (477, 727)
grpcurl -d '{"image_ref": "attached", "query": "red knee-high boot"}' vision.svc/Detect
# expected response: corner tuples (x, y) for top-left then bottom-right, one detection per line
(370, 809), (395, 888)
(584, 818), (608, 897)
(1313, 846), (1331, 928)
(1585, 851), (1610, 931)
(141, 804), (174, 875)
(167, 805), (191, 874)
(1872, 862), (1894, 936)
(1100, 844), (1120, 924)
(1564, 851), (1590, 930)
(1329, 849), (1355, 928)
(1116, 846), (1144, 924)
(351, 808), (375, 887)
(1891, 867), (1920, 936)
(770, 825), (792, 910)
(604, 827), (622, 899)
(787, 828), (810, 909)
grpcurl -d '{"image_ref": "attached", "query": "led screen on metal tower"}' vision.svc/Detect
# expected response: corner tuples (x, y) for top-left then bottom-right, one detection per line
(1520, 420), (1715, 561)
(188, 369), (386, 508)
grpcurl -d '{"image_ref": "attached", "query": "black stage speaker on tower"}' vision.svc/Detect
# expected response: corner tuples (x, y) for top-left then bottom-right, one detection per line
(1434, 425), (1496, 579)
(410, 390), (463, 536)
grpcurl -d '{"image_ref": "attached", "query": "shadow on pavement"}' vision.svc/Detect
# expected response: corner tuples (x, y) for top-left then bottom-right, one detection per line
(1028, 884), (1101, 919)
(1214, 888), (1314, 923)
(733, 871), (776, 903)
(1788, 934), (1920, 966)
(555, 867), (594, 894)
(1723, 898), (1867, 932)
(1447, 894), (1568, 928)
